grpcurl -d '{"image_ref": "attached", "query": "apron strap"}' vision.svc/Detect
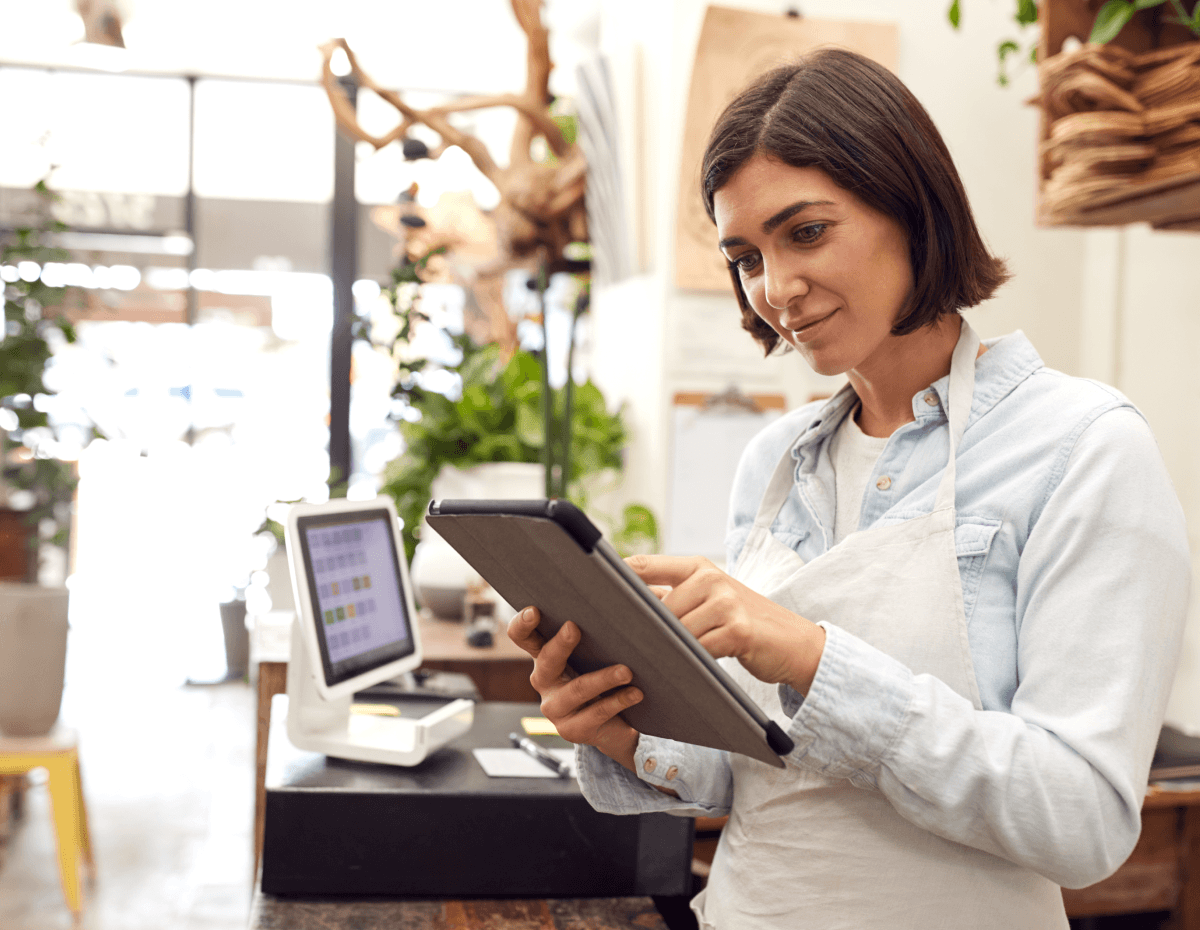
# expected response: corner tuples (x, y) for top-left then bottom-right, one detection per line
(752, 317), (981, 531)
(753, 440), (803, 530)
(933, 318), (980, 513)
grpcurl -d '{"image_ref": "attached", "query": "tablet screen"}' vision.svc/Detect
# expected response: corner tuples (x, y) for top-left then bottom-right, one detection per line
(295, 507), (415, 686)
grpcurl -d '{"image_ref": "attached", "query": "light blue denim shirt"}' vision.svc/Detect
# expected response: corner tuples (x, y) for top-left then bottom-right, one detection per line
(577, 330), (1191, 889)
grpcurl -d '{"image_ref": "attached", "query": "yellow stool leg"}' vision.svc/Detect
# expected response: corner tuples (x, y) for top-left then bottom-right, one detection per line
(44, 753), (84, 916)
(72, 755), (94, 876)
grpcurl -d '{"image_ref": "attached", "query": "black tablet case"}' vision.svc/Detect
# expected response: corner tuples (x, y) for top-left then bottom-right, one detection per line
(426, 500), (791, 767)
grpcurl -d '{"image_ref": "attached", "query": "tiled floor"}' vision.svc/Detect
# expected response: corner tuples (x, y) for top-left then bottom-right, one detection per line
(0, 589), (254, 930)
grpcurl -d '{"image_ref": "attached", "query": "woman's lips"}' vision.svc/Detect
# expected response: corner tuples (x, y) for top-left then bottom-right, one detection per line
(789, 309), (837, 342)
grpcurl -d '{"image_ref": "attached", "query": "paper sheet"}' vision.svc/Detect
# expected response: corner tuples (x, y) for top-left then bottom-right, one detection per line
(472, 747), (577, 779)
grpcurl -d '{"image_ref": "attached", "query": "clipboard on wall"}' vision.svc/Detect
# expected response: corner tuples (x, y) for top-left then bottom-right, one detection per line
(666, 388), (786, 561)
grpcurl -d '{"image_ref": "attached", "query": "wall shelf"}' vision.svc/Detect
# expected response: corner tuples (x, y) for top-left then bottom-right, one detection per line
(1036, 0), (1200, 230)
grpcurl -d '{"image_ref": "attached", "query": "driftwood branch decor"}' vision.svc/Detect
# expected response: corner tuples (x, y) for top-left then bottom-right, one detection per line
(318, 0), (588, 268)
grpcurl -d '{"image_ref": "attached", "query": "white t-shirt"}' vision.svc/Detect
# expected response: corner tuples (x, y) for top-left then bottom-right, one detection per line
(828, 405), (890, 545)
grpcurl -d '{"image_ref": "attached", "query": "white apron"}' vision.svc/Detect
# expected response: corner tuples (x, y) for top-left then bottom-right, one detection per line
(693, 321), (1068, 929)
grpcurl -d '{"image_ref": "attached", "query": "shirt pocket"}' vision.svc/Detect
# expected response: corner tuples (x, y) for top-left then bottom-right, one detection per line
(955, 519), (1002, 626)
(726, 524), (809, 570)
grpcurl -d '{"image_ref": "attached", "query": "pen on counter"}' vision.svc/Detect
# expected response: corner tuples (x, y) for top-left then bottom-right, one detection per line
(509, 732), (570, 778)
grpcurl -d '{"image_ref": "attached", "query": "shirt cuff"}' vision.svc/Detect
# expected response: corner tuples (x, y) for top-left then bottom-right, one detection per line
(782, 621), (914, 788)
(576, 737), (730, 817)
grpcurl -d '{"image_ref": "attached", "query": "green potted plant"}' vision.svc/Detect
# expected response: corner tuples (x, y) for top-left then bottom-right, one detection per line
(0, 179), (81, 735)
(371, 249), (657, 618)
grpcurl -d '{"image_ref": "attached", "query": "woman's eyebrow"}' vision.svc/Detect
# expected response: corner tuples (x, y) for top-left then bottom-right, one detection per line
(762, 200), (835, 234)
(719, 199), (837, 250)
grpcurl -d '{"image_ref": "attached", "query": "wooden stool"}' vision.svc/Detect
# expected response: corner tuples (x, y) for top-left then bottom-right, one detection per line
(0, 728), (94, 921)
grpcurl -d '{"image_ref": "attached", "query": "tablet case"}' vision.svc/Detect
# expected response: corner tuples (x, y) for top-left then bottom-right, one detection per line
(426, 499), (792, 767)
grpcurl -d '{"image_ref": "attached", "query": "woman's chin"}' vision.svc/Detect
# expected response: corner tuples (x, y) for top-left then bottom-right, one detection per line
(796, 345), (850, 379)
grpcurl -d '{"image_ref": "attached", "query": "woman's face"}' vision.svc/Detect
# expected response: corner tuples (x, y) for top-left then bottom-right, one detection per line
(713, 154), (914, 378)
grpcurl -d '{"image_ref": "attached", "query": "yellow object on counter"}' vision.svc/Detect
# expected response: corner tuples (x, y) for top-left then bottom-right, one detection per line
(349, 703), (401, 717)
(521, 716), (559, 736)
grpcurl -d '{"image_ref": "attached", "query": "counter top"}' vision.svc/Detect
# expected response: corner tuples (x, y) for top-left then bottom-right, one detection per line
(248, 892), (669, 929)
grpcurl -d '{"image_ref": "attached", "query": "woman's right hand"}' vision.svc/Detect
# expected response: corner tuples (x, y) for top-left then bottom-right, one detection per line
(507, 606), (644, 773)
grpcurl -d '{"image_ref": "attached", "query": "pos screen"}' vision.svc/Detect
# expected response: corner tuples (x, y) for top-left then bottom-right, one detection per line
(293, 507), (416, 687)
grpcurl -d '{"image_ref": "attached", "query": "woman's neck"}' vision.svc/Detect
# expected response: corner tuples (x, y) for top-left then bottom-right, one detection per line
(848, 315), (966, 438)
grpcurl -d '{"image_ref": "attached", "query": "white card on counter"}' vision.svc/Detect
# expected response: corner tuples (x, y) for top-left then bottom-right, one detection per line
(472, 747), (576, 779)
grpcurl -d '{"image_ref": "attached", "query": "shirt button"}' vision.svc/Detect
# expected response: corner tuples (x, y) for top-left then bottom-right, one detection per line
(876, 476), (892, 491)
(643, 758), (657, 774)
(923, 392), (938, 406)
(665, 766), (678, 780)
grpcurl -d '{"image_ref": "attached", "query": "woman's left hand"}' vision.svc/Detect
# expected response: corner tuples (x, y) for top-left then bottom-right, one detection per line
(626, 554), (826, 695)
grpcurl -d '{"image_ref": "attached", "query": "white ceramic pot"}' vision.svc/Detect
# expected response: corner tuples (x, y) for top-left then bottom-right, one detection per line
(0, 583), (69, 736)
(410, 462), (544, 620)
(429, 461), (547, 501)
(265, 548), (295, 613)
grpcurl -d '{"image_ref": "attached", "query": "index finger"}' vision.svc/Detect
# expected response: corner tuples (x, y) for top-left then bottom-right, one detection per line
(625, 554), (711, 587)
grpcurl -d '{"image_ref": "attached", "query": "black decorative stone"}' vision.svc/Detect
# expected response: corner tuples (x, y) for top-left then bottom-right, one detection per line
(402, 138), (430, 160)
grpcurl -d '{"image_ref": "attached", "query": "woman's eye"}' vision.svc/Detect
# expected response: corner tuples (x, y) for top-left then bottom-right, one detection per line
(729, 253), (760, 274)
(794, 223), (827, 244)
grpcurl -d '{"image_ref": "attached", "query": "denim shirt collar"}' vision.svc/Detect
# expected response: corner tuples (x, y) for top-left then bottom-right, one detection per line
(789, 330), (1045, 463)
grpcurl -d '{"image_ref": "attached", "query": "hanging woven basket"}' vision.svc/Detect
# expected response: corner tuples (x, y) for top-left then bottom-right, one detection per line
(1035, 0), (1200, 230)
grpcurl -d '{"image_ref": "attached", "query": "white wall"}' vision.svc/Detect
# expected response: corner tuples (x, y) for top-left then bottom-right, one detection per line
(591, 1), (1200, 729)
(1101, 226), (1200, 729)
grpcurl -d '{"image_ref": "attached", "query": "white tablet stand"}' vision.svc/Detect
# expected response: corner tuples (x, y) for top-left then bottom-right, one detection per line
(284, 620), (473, 767)
(283, 497), (473, 767)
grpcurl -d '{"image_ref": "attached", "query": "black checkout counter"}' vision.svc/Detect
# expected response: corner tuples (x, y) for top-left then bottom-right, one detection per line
(256, 695), (694, 928)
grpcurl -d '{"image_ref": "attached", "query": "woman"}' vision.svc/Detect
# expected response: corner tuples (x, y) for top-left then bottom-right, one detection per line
(508, 48), (1190, 928)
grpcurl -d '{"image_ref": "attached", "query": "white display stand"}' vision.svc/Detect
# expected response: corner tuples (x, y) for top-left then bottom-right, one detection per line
(284, 621), (473, 767)
(282, 497), (473, 767)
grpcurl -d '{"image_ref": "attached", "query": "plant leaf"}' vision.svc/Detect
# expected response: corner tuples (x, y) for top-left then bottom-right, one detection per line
(514, 403), (543, 447)
(948, 0), (961, 29)
(611, 503), (660, 557)
(1016, 0), (1039, 26)
(1090, 0), (1136, 43)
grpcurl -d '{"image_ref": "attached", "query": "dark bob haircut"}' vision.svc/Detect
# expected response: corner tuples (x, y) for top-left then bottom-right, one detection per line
(701, 48), (1009, 355)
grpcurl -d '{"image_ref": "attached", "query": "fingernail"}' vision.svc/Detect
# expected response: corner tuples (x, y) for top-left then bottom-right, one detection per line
(521, 607), (533, 623)
(625, 689), (642, 705)
(616, 666), (632, 684)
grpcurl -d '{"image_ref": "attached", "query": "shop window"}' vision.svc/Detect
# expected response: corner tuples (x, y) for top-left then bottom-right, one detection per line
(193, 79), (334, 203)
(0, 67), (190, 197)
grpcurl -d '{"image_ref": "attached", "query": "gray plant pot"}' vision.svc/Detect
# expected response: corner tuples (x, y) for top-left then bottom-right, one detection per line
(219, 599), (249, 677)
(0, 583), (69, 736)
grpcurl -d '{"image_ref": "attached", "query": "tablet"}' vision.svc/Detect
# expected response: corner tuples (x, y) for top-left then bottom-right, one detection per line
(287, 497), (421, 700)
(426, 499), (793, 767)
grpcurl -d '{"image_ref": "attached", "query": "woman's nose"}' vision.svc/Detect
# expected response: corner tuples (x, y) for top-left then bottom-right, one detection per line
(763, 260), (808, 312)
